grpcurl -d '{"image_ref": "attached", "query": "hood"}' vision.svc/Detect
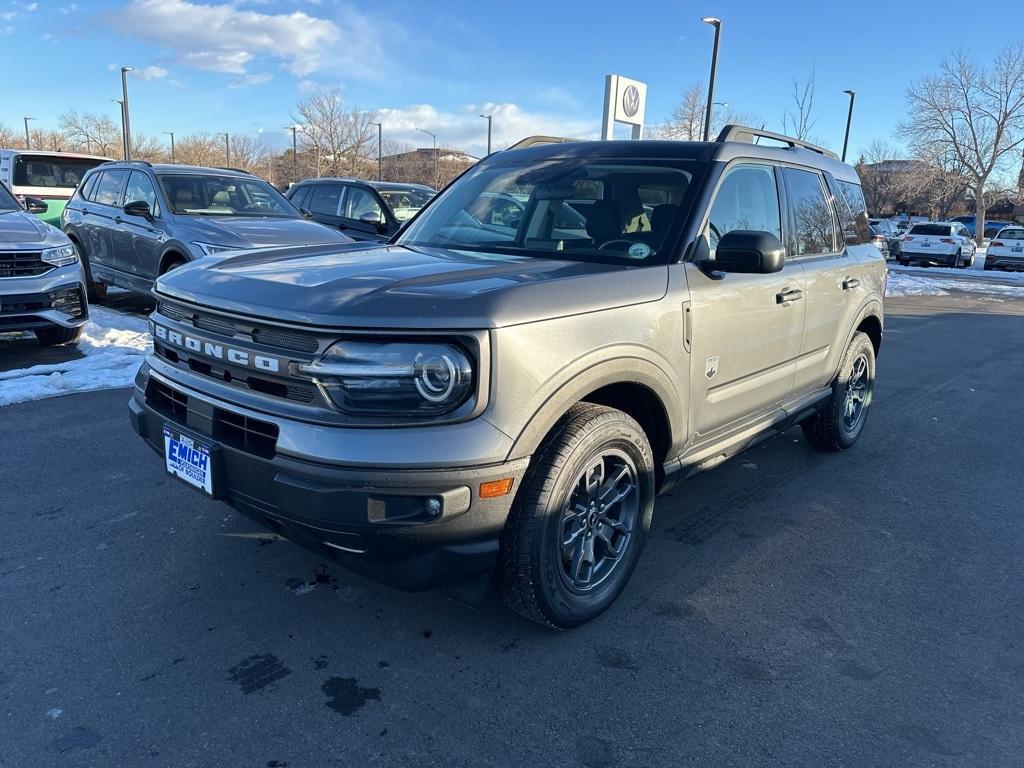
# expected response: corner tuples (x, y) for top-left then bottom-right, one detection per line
(178, 215), (351, 248)
(0, 210), (69, 249)
(156, 242), (669, 329)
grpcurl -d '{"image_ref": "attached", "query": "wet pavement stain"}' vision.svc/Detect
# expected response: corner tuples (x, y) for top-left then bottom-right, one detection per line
(52, 726), (101, 753)
(227, 654), (292, 695)
(320, 676), (381, 716)
(313, 655), (328, 670)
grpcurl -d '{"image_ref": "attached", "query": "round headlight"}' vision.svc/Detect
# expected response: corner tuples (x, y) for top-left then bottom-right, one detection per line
(415, 352), (459, 402)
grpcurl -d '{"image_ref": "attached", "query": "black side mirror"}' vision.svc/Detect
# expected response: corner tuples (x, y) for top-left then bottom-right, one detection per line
(359, 210), (387, 231)
(699, 230), (786, 275)
(123, 200), (154, 221)
(299, 207), (313, 220)
(24, 196), (48, 214)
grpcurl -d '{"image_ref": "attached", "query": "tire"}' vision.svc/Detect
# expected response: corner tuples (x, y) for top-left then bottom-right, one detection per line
(801, 331), (875, 452)
(952, 250), (962, 269)
(35, 326), (83, 346)
(74, 242), (107, 302)
(497, 403), (655, 629)
(899, 259), (910, 267)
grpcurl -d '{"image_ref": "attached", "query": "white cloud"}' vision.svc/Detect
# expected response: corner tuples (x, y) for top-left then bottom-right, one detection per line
(231, 72), (272, 88)
(111, 0), (387, 80)
(25, 2), (38, 11)
(134, 65), (169, 80)
(373, 102), (599, 157)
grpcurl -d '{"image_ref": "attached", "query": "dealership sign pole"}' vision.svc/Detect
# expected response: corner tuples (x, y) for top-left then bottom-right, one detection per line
(120, 67), (133, 161)
(601, 75), (648, 140)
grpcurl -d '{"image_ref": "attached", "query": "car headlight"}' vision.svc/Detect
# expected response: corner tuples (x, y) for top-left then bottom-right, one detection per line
(41, 244), (79, 267)
(192, 242), (242, 256)
(297, 340), (474, 416)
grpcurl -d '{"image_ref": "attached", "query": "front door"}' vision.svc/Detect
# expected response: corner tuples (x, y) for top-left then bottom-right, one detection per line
(305, 183), (346, 231)
(339, 185), (389, 241)
(685, 162), (806, 441)
(115, 170), (165, 281)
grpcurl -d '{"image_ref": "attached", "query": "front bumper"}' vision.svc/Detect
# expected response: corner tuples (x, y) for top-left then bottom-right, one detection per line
(128, 365), (531, 591)
(0, 263), (88, 332)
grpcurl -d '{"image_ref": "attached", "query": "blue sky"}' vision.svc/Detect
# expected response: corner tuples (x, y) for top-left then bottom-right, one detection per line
(1, 0), (1017, 159)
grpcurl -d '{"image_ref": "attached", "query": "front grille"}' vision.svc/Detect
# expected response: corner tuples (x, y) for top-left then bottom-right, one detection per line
(0, 252), (50, 278)
(158, 300), (320, 353)
(145, 378), (279, 458)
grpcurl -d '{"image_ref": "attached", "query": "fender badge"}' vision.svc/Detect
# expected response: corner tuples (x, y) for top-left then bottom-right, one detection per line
(705, 356), (719, 379)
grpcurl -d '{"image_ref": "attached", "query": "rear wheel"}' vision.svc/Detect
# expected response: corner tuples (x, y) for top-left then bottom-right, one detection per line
(952, 250), (962, 269)
(35, 326), (82, 346)
(497, 403), (655, 629)
(899, 258), (910, 267)
(801, 331), (875, 452)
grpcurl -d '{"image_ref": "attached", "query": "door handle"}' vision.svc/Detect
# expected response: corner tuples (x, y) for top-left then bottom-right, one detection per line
(842, 277), (861, 290)
(114, 216), (124, 224)
(776, 288), (803, 304)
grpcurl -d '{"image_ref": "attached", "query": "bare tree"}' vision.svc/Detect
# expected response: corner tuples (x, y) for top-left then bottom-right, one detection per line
(660, 83), (760, 141)
(291, 87), (376, 178)
(784, 67), (818, 141)
(131, 132), (166, 163)
(0, 123), (26, 149)
(174, 133), (223, 168)
(899, 44), (1024, 243)
(28, 128), (68, 152)
(58, 111), (123, 158)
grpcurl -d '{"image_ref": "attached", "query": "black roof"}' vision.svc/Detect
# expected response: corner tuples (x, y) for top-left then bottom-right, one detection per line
(292, 177), (435, 193)
(490, 127), (860, 184)
(95, 161), (256, 177)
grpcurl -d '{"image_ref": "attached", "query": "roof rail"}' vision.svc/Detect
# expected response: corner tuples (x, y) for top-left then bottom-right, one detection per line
(214, 166), (253, 174)
(715, 124), (838, 160)
(507, 135), (580, 151)
(99, 159), (153, 167)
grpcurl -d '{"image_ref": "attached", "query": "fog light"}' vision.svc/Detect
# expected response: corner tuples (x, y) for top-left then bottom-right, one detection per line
(425, 498), (442, 517)
(479, 478), (514, 499)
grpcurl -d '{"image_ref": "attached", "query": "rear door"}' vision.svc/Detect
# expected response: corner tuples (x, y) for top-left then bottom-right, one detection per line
(84, 169), (129, 271)
(684, 162), (807, 441)
(115, 170), (166, 280)
(788, 169), (868, 395)
(304, 183), (346, 231)
(339, 185), (389, 241)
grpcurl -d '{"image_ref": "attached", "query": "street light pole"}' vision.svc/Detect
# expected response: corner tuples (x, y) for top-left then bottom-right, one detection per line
(841, 90), (856, 162)
(370, 122), (382, 181)
(23, 116), (34, 150)
(417, 128), (437, 189)
(120, 66), (133, 160)
(701, 17), (722, 142)
(223, 132), (230, 166)
(479, 114), (492, 155)
(284, 125), (301, 182)
(164, 131), (175, 163)
(112, 100), (126, 158)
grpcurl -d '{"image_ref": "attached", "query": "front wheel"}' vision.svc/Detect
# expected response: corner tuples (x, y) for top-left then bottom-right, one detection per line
(801, 331), (875, 452)
(497, 404), (655, 629)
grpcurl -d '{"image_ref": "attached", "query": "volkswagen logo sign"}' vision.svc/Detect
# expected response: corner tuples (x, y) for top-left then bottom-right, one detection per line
(622, 85), (640, 118)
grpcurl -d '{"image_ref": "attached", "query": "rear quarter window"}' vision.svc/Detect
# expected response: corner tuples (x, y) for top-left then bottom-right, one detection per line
(835, 180), (871, 245)
(79, 172), (100, 202)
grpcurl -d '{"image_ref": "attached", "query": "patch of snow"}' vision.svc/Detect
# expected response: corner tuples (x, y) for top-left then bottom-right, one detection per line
(0, 307), (150, 407)
(885, 273), (949, 297)
(47, 708), (62, 719)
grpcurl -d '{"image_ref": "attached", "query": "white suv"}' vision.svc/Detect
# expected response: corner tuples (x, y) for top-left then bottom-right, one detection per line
(899, 222), (976, 268)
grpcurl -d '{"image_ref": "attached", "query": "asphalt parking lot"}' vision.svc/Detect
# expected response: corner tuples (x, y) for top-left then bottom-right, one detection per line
(2, 291), (1023, 768)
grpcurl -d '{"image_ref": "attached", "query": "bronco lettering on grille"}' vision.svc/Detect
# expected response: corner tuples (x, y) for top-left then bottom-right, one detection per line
(153, 322), (283, 373)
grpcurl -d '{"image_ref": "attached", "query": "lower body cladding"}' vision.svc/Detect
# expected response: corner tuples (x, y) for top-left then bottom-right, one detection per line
(901, 248), (959, 266)
(128, 365), (530, 592)
(985, 254), (1024, 271)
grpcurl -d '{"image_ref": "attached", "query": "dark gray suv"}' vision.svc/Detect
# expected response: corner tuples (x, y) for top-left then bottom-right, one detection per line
(286, 178), (434, 241)
(62, 162), (350, 300)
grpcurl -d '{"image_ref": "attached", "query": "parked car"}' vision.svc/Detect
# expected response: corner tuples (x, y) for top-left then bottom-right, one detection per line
(984, 226), (1024, 271)
(900, 222), (976, 267)
(128, 126), (885, 628)
(286, 178), (435, 241)
(868, 224), (891, 259)
(949, 215), (1012, 240)
(0, 149), (111, 227)
(0, 182), (88, 346)
(868, 218), (901, 258)
(62, 162), (351, 300)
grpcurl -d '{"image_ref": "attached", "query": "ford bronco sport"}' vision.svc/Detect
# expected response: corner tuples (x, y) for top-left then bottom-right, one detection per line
(129, 126), (885, 628)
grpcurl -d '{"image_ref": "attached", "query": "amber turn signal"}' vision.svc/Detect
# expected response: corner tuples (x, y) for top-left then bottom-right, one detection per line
(479, 478), (514, 498)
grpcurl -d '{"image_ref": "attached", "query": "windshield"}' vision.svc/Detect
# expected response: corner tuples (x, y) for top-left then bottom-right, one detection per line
(909, 224), (952, 236)
(13, 155), (106, 190)
(158, 174), (298, 217)
(378, 187), (433, 221)
(0, 183), (19, 211)
(997, 229), (1024, 240)
(397, 158), (698, 264)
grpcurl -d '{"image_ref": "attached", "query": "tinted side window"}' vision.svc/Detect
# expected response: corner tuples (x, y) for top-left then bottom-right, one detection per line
(124, 171), (160, 215)
(93, 169), (128, 207)
(308, 184), (343, 216)
(784, 168), (837, 256)
(289, 186), (310, 210)
(343, 187), (384, 220)
(706, 164), (781, 256)
(79, 172), (100, 202)
(834, 180), (871, 245)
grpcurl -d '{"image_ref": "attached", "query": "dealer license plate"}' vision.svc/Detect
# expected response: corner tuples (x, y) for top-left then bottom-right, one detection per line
(163, 425), (213, 496)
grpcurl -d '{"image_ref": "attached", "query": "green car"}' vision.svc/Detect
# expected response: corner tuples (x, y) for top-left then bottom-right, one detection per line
(0, 149), (111, 226)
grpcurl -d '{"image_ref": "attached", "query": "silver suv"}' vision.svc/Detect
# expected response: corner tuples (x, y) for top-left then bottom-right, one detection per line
(128, 127), (886, 628)
(0, 183), (88, 346)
